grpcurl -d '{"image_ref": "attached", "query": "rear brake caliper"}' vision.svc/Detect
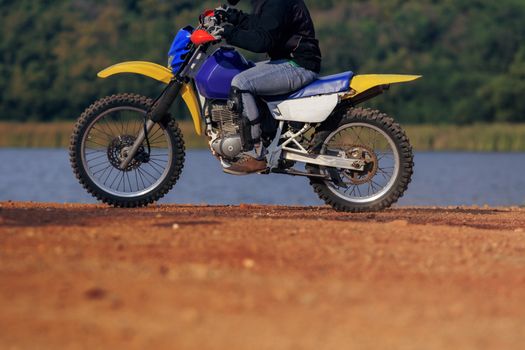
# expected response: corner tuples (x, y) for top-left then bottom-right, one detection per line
(344, 145), (379, 185)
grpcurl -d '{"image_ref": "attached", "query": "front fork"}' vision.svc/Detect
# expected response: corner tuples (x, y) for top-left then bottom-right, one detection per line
(119, 79), (183, 170)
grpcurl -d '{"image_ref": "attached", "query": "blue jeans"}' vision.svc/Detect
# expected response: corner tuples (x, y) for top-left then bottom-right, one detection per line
(231, 60), (318, 141)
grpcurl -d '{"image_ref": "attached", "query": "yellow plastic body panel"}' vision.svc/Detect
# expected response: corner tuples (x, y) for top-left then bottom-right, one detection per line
(350, 74), (422, 95)
(181, 84), (203, 136)
(97, 61), (203, 136)
(98, 61), (174, 84)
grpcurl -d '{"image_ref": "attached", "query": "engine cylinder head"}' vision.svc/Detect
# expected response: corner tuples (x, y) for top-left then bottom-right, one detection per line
(211, 103), (240, 136)
(209, 102), (243, 158)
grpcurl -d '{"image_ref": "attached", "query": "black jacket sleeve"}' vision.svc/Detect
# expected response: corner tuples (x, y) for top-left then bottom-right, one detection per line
(227, 9), (250, 29)
(223, 0), (286, 53)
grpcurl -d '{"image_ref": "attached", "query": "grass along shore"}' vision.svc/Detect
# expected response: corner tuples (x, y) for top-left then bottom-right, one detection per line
(1, 121), (525, 152)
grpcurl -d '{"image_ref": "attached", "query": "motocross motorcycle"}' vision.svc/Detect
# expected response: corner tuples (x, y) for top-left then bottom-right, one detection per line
(70, 9), (421, 212)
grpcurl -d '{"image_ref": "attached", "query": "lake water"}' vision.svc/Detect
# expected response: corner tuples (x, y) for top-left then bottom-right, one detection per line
(0, 149), (524, 207)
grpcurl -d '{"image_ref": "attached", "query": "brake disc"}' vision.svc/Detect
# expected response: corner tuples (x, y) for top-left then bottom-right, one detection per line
(107, 135), (145, 171)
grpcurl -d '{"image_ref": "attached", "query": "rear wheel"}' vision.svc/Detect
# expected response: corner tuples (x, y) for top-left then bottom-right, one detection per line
(69, 93), (185, 208)
(310, 107), (414, 212)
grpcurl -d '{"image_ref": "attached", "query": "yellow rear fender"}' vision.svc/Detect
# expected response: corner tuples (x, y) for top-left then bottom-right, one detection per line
(349, 74), (422, 97)
(97, 61), (203, 136)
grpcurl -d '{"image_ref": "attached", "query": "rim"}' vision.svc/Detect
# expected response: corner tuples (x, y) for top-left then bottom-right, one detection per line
(80, 107), (173, 198)
(321, 122), (400, 204)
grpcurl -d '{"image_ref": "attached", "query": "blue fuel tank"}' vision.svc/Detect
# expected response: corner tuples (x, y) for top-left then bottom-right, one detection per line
(194, 48), (254, 100)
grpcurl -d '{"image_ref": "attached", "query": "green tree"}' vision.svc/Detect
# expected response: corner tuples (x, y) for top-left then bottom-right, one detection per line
(0, 0), (524, 124)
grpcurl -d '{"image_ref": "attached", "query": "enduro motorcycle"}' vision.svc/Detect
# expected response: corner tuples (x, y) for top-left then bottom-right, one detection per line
(70, 10), (421, 212)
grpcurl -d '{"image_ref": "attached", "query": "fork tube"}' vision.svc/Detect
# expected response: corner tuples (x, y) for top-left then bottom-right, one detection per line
(119, 119), (155, 170)
(118, 79), (183, 170)
(149, 79), (183, 123)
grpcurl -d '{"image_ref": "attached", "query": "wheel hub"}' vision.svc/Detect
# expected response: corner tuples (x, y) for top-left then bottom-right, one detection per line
(107, 135), (146, 171)
(343, 144), (379, 185)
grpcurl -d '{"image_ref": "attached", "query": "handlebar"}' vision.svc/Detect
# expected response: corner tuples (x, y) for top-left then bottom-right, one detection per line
(198, 14), (224, 41)
(202, 14), (219, 29)
(197, 7), (233, 42)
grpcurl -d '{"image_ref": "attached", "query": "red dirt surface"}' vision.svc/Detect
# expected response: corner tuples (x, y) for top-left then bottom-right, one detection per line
(1, 202), (525, 349)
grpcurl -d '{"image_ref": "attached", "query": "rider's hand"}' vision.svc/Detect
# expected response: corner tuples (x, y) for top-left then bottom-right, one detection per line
(207, 24), (224, 38)
(209, 23), (234, 41)
(214, 6), (229, 25)
(214, 5), (242, 25)
(226, 8), (242, 25)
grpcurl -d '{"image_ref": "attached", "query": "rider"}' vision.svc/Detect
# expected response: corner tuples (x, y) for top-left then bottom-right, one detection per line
(216, 0), (322, 175)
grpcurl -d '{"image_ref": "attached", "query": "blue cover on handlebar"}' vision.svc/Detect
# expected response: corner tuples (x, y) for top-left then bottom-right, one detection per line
(168, 26), (194, 73)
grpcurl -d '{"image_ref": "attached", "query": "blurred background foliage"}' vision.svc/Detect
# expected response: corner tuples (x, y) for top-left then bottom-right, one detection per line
(0, 0), (524, 124)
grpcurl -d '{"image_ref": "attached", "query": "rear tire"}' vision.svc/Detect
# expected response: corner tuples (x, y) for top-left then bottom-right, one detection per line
(310, 107), (414, 212)
(69, 93), (185, 208)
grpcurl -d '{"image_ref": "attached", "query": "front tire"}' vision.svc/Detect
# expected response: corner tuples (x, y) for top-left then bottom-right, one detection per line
(310, 107), (414, 212)
(69, 93), (185, 208)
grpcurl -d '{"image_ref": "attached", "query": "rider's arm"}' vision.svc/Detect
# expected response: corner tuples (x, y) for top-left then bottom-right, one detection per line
(228, 8), (251, 29)
(222, 0), (285, 53)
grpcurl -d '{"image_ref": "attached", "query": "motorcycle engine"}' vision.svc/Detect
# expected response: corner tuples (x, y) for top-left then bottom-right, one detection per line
(209, 102), (243, 159)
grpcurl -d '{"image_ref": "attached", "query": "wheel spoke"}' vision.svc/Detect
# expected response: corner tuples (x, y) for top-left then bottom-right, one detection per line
(125, 171), (133, 192)
(103, 167), (114, 186)
(91, 126), (114, 142)
(93, 164), (112, 176)
(134, 170), (140, 191)
(137, 168), (147, 189)
(86, 140), (109, 148)
(138, 167), (158, 182)
(149, 158), (169, 163)
(146, 162), (164, 176)
(89, 160), (110, 170)
(149, 159), (167, 172)
(148, 127), (163, 140)
(86, 153), (107, 162)
(96, 165), (112, 181)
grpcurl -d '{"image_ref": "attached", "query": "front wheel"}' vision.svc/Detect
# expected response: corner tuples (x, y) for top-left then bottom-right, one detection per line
(69, 93), (185, 208)
(310, 107), (414, 212)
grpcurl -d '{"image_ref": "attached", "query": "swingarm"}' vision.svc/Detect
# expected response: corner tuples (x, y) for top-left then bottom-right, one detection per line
(267, 122), (366, 174)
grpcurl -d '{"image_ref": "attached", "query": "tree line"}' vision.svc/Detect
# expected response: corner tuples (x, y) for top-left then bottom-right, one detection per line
(0, 0), (524, 124)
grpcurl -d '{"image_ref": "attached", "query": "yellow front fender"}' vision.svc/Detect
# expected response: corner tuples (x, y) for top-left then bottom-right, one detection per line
(98, 61), (174, 84)
(350, 74), (422, 96)
(180, 84), (203, 136)
(97, 61), (203, 136)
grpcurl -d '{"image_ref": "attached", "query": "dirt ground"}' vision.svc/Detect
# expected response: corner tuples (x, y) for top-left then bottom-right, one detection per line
(1, 202), (525, 350)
